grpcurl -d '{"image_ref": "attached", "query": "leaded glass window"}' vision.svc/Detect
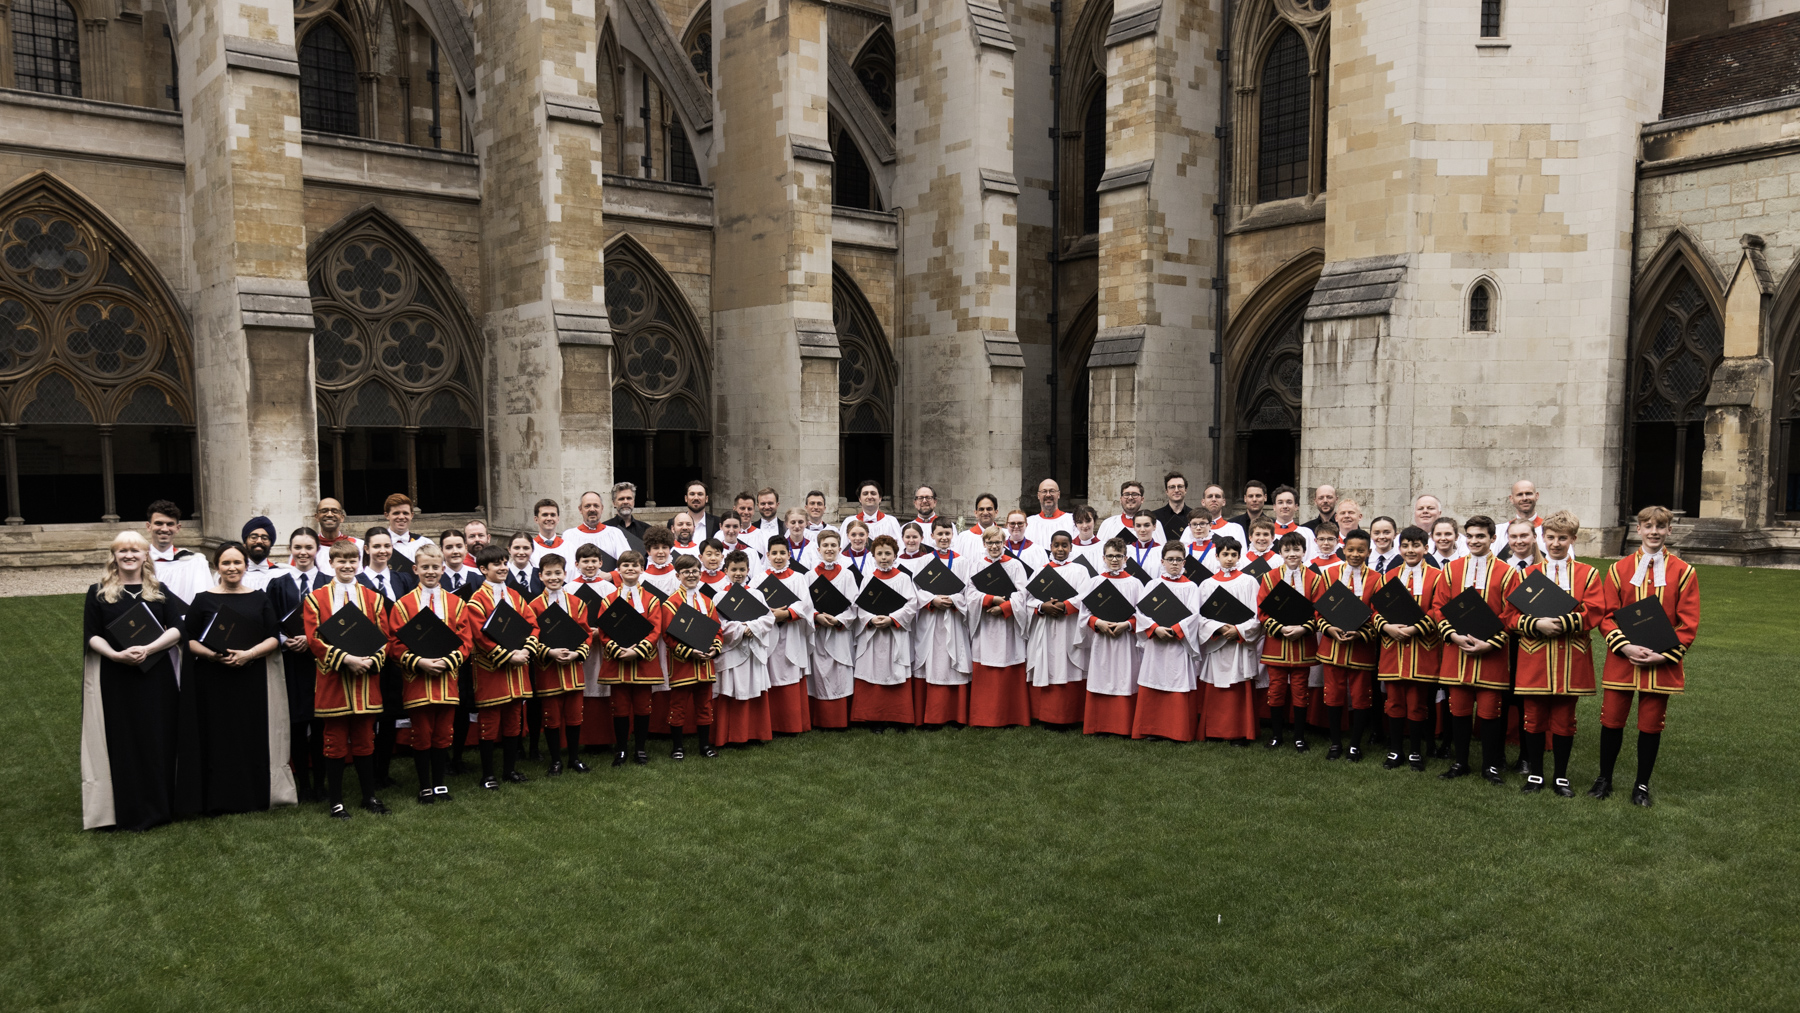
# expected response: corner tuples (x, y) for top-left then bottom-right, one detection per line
(1258, 29), (1310, 203)
(11, 0), (81, 97)
(300, 23), (360, 136)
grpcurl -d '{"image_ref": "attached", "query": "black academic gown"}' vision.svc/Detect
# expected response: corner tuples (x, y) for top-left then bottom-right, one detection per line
(83, 585), (182, 831)
(180, 590), (280, 816)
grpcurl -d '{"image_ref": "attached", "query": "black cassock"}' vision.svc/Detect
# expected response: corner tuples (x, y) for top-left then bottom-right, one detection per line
(180, 590), (281, 816)
(81, 585), (182, 831)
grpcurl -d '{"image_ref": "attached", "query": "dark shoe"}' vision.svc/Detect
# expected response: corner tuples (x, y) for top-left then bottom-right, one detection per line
(570, 760), (591, 773)
(503, 770), (529, 784)
(1552, 778), (1575, 798)
(546, 760), (563, 777)
(481, 775), (501, 791)
(1264, 735), (1282, 750)
(1588, 776), (1613, 800)
(1437, 762), (1471, 780)
(1512, 758), (1527, 772)
(362, 797), (391, 815)
(1631, 784), (1653, 807)
(1521, 775), (1545, 794)
(1293, 737), (1309, 754)
(1409, 753), (1427, 772)
(1326, 744), (1343, 760)
(1383, 751), (1405, 770)
(700, 742), (719, 759)
(612, 751), (628, 768)
(297, 786), (317, 804)
(1347, 746), (1363, 763)
(417, 789), (435, 806)
(670, 744), (687, 761)
(328, 803), (351, 820)
(434, 786), (453, 803)
(633, 750), (649, 765)
(1482, 765), (1505, 786)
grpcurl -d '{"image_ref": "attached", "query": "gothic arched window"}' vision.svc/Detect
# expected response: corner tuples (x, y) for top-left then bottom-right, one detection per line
(1629, 268), (1722, 517)
(684, 4), (712, 89)
(853, 27), (895, 129)
(1258, 28), (1310, 203)
(1469, 281), (1493, 332)
(832, 119), (879, 211)
(309, 210), (483, 513)
(1235, 291), (1308, 491)
(606, 239), (711, 506)
(834, 268), (896, 500)
(300, 22), (361, 135)
(0, 173), (195, 523)
(10, 0), (81, 97)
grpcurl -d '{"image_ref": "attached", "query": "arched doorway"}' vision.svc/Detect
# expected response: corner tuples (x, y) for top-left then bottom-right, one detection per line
(833, 267), (896, 500)
(1626, 243), (1723, 518)
(1235, 292), (1307, 492)
(0, 172), (195, 524)
(1060, 295), (1096, 498)
(606, 237), (711, 507)
(309, 208), (484, 515)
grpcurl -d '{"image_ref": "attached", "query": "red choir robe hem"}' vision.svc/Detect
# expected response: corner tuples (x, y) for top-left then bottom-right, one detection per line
(810, 695), (850, 729)
(851, 680), (916, 724)
(921, 681), (971, 726)
(767, 681), (812, 734)
(1200, 682), (1257, 740)
(1084, 690), (1136, 736)
(1131, 686), (1197, 742)
(713, 694), (773, 746)
(1029, 681), (1085, 725)
(969, 662), (1030, 728)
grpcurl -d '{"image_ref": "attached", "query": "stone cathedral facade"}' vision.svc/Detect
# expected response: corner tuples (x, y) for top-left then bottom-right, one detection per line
(2, 0), (1799, 565)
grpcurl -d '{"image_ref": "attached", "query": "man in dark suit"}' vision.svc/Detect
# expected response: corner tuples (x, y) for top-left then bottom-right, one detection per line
(669, 480), (725, 543)
(1302, 484), (1338, 532)
(605, 482), (650, 548)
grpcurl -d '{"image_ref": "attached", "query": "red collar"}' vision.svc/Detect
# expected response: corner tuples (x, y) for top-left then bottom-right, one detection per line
(1103, 570), (1130, 579)
(1212, 571), (1238, 581)
(873, 567), (900, 579)
(576, 523), (603, 534)
(535, 535), (562, 548)
(1037, 508), (1067, 520)
(1005, 539), (1032, 551)
(1162, 574), (1191, 583)
(767, 567), (794, 579)
(1074, 536), (1098, 545)
(1210, 516), (1231, 529)
(816, 563), (842, 578)
(645, 563), (673, 575)
(858, 510), (887, 522)
(900, 550), (930, 559)
(673, 540), (698, 551)
(1273, 521), (1297, 534)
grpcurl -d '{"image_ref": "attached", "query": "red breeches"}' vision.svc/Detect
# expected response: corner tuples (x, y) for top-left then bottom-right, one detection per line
(665, 685), (714, 729)
(1266, 666), (1311, 709)
(1447, 686), (1504, 720)
(1601, 689), (1667, 733)
(322, 715), (376, 759)
(409, 705), (455, 750)
(1522, 696), (1578, 737)
(1383, 682), (1434, 722)
(610, 684), (655, 717)
(539, 691), (584, 729)
(1321, 665), (1373, 710)
(478, 700), (523, 741)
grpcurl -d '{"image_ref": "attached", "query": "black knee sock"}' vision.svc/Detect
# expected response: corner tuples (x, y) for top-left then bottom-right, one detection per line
(1522, 728), (1545, 776)
(1438, 700), (1453, 744)
(374, 722), (395, 781)
(1635, 731), (1661, 788)
(1269, 708), (1286, 741)
(613, 716), (631, 755)
(309, 721), (327, 793)
(326, 758), (346, 806)
(413, 748), (432, 792)
(1291, 705), (1306, 740)
(567, 726), (583, 764)
(633, 715), (650, 754)
(543, 727), (561, 762)
(1327, 706), (1343, 745)
(1598, 725), (1624, 781)
(352, 755), (378, 801)
(671, 728), (685, 754)
(1452, 714), (1473, 766)
(479, 739), (496, 778)
(1386, 713), (1405, 754)
(1408, 718), (1429, 757)
(290, 724), (310, 792)
(451, 710), (469, 765)
(430, 748), (447, 789)
(1480, 718), (1505, 772)
(1552, 734), (1574, 780)
(1349, 708), (1369, 750)
(502, 736), (520, 775)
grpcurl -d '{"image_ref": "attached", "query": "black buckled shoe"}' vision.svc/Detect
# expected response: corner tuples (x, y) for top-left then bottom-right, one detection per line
(1630, 783), (1653, 807)
(1409, 753), (1427, 772)
(1383, 751), (1405, 769)
(570, 759), (591, 773)
(481, 775), (501, 790)
(503, 770), (530, 784)
(1264, 734), (1282, 750)
(612, 750), (628, 768)
(328, 803), (351, 820)
(1587, 776), (1613, 800)
(1326, 744), (1344, 761)
(670, 744), (686, 761)
(1437, 762), (1471, 780)
(1346, 746), (1364, 763)
(434, 785), (453, 803)
(1482, 765), (1505, 786)
(417, 789), (435, 805)
(362, 796), (391, 815)
(633, 750), (649, 765)
(1521, 775), (1545, 794)
(1552, 778), (1575, 798)
(1432, 741), (1452, 759)
(1293, 737), (1310, 754)
(546, 760), (563, 777)
(700, 742), (719, 759)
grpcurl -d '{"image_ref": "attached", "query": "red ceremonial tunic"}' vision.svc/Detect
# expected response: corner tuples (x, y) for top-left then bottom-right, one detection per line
(1375, 565), (1446, 682)
(1428, 554), (1521, 688)
(663, 587), (722, 688)
(385, 586), (472, 708)
(1315, 560), (1380, 670)
(464, 582), (539, 707)
(1512, 558), (1603, 696)
(305, 581), (390, 716)
(1257, 566), (1330, 666)
(528, 590), (592, 695)
(597, 584), (666, 685)
(1598, 550), (1700, 694)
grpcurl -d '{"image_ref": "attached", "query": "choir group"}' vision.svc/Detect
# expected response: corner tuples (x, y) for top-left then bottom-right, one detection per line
(77, 473), (1699, 832)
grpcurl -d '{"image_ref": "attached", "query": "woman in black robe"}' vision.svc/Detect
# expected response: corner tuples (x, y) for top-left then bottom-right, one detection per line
(80, 531), (186, 831)
(180, 542), (286, 815)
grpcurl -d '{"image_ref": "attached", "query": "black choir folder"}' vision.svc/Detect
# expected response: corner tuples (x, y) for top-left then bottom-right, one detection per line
(971, 561), (1017, 598)
(913, 557), (965, 597)
(1315, 583), (1373, 633)
(105, 602), (164, 651)
(810, 576), (854, 617)
(1025, 566), (1080, 604)
(1183, 556), (1214, 583)
(481, 600), (534, 652)
(573, 582), (607, 618)
(595, 596), (655, 648)
(1082, 580), (1135, 625)
(1259, 580), (1316, 628)
(1440, 588), (1505, 643)
(200, 601), (266, 654)
(318, 603), (390, 659)
(394, 605), (463, 660)
(716, 584), (771, 623)
(1370, 578), (1429, 628)
(1200, 587), (1256, 627)
(855, 575), (911, 617)
(757, 575), (801, 611)
(1136, 584), (1193, 629)
(665, 604), (721, 654)
(1613, 598), (1680, 656)
(1508, 570), (1580, 619)
(535, 602), (590, 652)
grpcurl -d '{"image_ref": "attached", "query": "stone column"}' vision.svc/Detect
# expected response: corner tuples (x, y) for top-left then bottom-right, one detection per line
(175, 2), (317, 539)
(1088, 0), (1221, 499)
(1693, 235), (1776, 558)
(473, 0), (612, 527)
(710, 0), (836, 499)
(894, 0), (1023, 510)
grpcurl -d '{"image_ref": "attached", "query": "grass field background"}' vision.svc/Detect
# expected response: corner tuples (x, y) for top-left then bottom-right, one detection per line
(3, 564), (1796, 1011)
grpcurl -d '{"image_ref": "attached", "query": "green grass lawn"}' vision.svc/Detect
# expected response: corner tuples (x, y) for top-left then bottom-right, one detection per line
(3, 564), (1796, 1012)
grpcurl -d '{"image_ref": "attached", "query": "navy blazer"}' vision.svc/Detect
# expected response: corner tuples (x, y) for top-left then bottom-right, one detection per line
(441, 567), (484, 599)
(505, 567), (544, 599)
(357, 569), (417, 606)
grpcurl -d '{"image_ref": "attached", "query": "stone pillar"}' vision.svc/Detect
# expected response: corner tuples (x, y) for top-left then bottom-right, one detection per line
(710, 0), (836, 499)
(1694, 235), (1776, 553)
(175, 3), (317, 540)
(473, 0), (612, 527)
(1088, 0), (1221, 499)
(895, 0), (1023, 510)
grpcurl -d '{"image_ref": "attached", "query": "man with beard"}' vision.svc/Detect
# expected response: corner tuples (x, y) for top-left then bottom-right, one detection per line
(562, 489), (632, 559)
(239, 516), (291, 591)
(606, 482), (650, 545)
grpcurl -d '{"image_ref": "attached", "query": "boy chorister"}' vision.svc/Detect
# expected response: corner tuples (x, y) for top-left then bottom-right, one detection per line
(1079, 538), (1144, 736)
(385, 543), (472, 805)
(958, 526), (1032, 729)
(1243, 520), (1279, 568)
(1376, 526), (1448, 771)
(851, 535), (921, 730)
(1131, 542), (1204, 743)
(807, 529), (860, 729)
(569, 544), (617, 754)
(1512, 510), (1602, 797)
(1258, 531), (1330, 751)
(527, 553), (592, 776)
(465, 545), (540, 789)
(1595, 505), (1700, 807)
(912, 524), (973, 727)
(598, 550), (664, 765)
(713, 550), (775, 747)
(663, 555), (723, 759)
(1427, 515), (1521, 784)
(1195, 538), (1262, 744)
(304, 540), (392, 819)
(1023, 530), (1089, 727)
(1317, 529), (1380, 761)
(760, 540), (815, 734)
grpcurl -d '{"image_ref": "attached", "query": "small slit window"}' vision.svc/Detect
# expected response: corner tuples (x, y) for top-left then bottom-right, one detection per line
(1480, 0), (1503, 38)
(1469, 281), (1493, 332)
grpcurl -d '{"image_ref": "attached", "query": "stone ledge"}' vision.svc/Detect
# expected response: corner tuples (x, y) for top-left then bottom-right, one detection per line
(0, 87), (182, 126)
(968, 0), (1016, 52)
(1106, 2), (1161, 47)
(1304, 254), (1409, 322)
(980, 168), (1021, 196)
(544, 93), (606, 128)
(1096, 160), (1154, 193)
(554, 301), (612, 347)
(225, 35), (299, 78)
(302, 130), (479, 165)
(984, 330), (1025, 368)
(1229, 196), (1325, 234)
(238, 278), (314, 332)
(792, 140), (836, 164)
(798, 322), (841, 360)
(1088, 326), (1145, 367)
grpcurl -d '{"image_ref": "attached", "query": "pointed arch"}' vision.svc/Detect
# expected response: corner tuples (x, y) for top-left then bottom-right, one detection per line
(308, 205), (485, 512)
(1061, 0), (1113, 242)
(0, 170), (196, 522)
(832, 265), (896, 499)
(683, 2), (712, 89)
(606, 234), (713, 506)
(296, 2), (370, 136)
(1624, 228), (1728, 519)
(1227, 250), (1321, 495)
(1060, 293), (1098, 497)
(852, 24), (895, 129)
(1230, 0), (1330, 210)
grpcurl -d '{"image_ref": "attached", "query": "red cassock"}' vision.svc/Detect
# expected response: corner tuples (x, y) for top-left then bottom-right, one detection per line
(1598, 551), (1699, 695)
(1428, 555), (1521, 720)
